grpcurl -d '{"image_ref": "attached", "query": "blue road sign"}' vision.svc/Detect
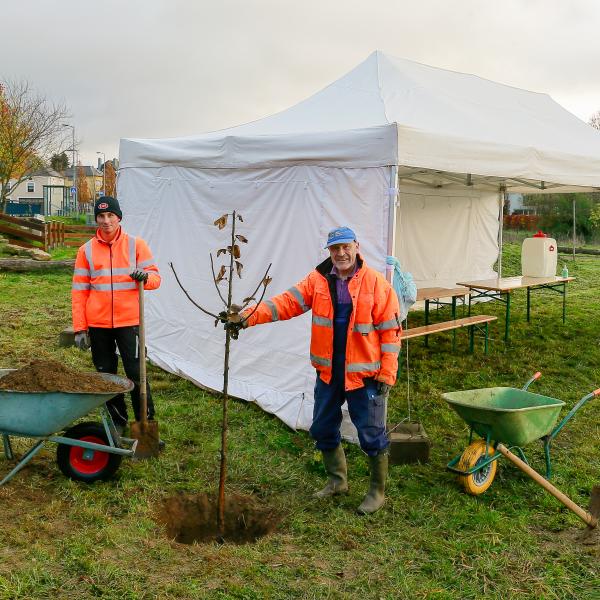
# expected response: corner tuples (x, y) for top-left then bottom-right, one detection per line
(70, 186), (77, 195)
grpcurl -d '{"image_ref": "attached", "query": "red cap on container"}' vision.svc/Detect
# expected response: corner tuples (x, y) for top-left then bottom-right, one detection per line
(533, 230), (547, 238)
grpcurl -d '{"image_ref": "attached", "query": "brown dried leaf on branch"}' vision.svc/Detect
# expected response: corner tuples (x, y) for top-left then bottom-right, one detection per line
(227, 245), (241, 258)
(236, 235), (248, 244)
(263, 275), (272, 287)
(235, 261), (243, 278)
(217, 248), (227, 257)
(214, 214), (229, 229)
(242, 296), (255, 304)
(237, 214), (244, 222)
(215, 265), (226, 283)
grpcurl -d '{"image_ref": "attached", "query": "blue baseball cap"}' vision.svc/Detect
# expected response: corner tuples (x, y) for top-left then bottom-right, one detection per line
(325, 226), (357, 248)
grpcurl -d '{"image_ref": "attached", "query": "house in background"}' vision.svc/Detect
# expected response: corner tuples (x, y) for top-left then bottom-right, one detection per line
(5, 168), (66, 216)
(63, 165), (103, 205)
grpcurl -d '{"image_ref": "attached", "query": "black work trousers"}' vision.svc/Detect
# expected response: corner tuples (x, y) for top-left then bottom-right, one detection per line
(89, 326), (154, 427)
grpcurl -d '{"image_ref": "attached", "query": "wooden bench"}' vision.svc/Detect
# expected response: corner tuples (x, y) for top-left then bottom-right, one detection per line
(401, 315), (497, 353)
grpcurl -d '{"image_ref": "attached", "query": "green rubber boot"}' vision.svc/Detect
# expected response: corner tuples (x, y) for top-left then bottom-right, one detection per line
(314, 445), (349, 498)
(357, 451), (388, 514)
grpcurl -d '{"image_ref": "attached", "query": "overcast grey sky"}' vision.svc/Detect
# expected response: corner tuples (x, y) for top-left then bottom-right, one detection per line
(2, 0), (600, 167)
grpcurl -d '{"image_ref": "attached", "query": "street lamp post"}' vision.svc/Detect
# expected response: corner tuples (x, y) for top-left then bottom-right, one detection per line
(96, 151), (106, 197)
(62, 124), (76, 212)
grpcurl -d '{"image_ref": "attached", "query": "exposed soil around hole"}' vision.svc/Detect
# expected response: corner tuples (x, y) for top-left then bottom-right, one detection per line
(0, 359), (129, 393)
(156, 493), (280, 545)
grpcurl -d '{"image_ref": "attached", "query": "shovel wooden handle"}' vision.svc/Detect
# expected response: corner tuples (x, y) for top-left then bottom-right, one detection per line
(138, 280), (148, 428)
(496, 443), (597, 528)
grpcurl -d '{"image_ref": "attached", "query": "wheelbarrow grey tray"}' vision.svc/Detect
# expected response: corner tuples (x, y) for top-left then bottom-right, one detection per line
(0, 369), (133, 436)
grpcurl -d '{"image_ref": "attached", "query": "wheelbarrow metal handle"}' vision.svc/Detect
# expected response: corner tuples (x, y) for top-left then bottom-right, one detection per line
(549, 389), (599, 442)
(522, 371), (542, 391)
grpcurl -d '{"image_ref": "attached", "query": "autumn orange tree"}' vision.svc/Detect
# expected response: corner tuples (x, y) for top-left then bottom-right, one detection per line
(76, 165), (92, 208)
(0, 79), (68, 213)
(104, 161), (117, 197)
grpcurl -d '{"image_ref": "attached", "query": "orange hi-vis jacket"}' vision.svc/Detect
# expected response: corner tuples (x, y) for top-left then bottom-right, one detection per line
(244, 256), (401, 390)
(72, 227), (161, 332)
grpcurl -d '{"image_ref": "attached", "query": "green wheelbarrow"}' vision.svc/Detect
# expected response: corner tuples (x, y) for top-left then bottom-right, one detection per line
(0, 369), (138, 485)
(443, 373), (600, 527)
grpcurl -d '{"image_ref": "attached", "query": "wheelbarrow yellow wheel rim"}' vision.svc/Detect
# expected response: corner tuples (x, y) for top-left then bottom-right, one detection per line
(457, 440), (497, 496)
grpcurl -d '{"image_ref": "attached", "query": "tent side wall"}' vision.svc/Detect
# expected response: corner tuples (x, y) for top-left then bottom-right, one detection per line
(117, 163), (391, 433)
(394, 183), (499, 289)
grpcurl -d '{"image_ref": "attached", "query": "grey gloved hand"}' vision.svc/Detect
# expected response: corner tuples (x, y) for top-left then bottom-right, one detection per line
(74, 330), (91, 351)
(130, 270), (149, 283)
(376, 381), (392, 397)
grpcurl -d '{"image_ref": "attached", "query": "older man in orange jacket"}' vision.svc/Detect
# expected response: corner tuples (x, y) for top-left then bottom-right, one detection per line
(239, 226), (401, 514)
(72, 196), (161, 434)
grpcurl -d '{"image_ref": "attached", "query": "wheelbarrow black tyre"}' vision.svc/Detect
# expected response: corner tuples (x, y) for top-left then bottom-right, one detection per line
(57, 421), (122, 483)
(457, 440), (497, 496)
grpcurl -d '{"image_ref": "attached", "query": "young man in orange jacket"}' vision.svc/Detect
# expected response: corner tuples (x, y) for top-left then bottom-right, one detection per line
(237, 226), (401, 513)
(72, 196), (161, 435)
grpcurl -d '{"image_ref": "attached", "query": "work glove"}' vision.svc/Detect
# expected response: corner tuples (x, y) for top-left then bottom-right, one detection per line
(224, 320), (247, 340)
(130, 270), (149, 283)
(74, 330), (91, 351)
(376, 380), (392, 397)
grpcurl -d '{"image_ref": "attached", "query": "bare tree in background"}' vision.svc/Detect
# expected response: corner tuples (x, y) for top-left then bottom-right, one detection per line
(0, 79), (69, 213)
(589, 110), (600, 131)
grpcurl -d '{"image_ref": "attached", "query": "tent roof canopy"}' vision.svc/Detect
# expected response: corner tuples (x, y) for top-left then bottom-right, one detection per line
(120, 51), (600, 191)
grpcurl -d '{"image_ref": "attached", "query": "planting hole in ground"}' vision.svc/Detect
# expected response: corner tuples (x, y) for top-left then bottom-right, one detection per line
(156, 492), (280, 544)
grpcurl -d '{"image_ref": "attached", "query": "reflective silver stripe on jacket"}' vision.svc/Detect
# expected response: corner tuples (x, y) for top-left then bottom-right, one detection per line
(90, 282), (138, 291)
(310, 354), (332, 367)
(381, 343), (401, 354)
(353, 323), (375, 334)
(129, 236), (137, 270)
(347, 361), (381, 372)
(312, 315), (333, 327)
(265, 300), (279, 321)
(287, 286), (309, 313)
(72, 282), (91, 290)
(73, 268), (89, 277)
(84, 240), (95, 276)
(84, 235), (137, 278)
(89, 267), (131, 277)
(375, 318), (399, 331)
(137, 257), (154, 269)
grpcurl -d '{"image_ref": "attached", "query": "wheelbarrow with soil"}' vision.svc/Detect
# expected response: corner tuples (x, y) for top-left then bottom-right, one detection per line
(0, 367), (138, 485)
(443, 372), (600, 528)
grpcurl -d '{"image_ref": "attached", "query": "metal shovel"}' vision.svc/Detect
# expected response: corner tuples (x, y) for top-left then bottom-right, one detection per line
(130, 280), (160, 458)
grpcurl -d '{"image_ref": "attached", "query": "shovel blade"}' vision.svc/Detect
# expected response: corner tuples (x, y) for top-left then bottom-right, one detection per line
(130, 420), (160, 459)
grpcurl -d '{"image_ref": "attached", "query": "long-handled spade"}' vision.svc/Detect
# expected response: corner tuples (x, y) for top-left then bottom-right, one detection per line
(130, 280), (160, 458)
(496, 444), (600, 529)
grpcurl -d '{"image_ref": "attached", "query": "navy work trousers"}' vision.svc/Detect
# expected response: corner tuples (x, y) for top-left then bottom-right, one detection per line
(310, 363), (388, 457)
(89, 326), (154, 427)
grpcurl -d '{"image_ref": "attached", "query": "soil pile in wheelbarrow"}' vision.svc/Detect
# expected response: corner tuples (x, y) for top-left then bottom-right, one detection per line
(0, 359), (129, 393)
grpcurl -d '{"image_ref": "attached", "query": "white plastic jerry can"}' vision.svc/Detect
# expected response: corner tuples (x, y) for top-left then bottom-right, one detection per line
(521, 231), (558, 277)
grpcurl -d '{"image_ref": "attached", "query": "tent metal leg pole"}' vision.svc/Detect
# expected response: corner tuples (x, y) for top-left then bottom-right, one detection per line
(386, 166), (399, 283)
(572, 198), (576, 261)
(498, 185), (505, 279)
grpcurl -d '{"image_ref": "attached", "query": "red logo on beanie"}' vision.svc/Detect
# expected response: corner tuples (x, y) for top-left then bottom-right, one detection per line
(98, 202), (108, 209)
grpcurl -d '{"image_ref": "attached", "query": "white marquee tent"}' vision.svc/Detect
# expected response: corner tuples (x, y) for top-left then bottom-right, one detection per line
(118, 51), (600, 433)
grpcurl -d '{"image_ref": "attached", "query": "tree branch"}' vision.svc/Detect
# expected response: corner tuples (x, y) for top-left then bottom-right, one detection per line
(240, 264), (272, 324)
(169, 262), (220, 319)
(210, 253), (228, 307)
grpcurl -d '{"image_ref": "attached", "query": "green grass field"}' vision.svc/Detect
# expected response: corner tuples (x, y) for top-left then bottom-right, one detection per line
(0, 244), (598, 599)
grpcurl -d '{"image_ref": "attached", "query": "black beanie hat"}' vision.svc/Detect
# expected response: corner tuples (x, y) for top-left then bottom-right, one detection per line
(94, 196), (122, 221)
